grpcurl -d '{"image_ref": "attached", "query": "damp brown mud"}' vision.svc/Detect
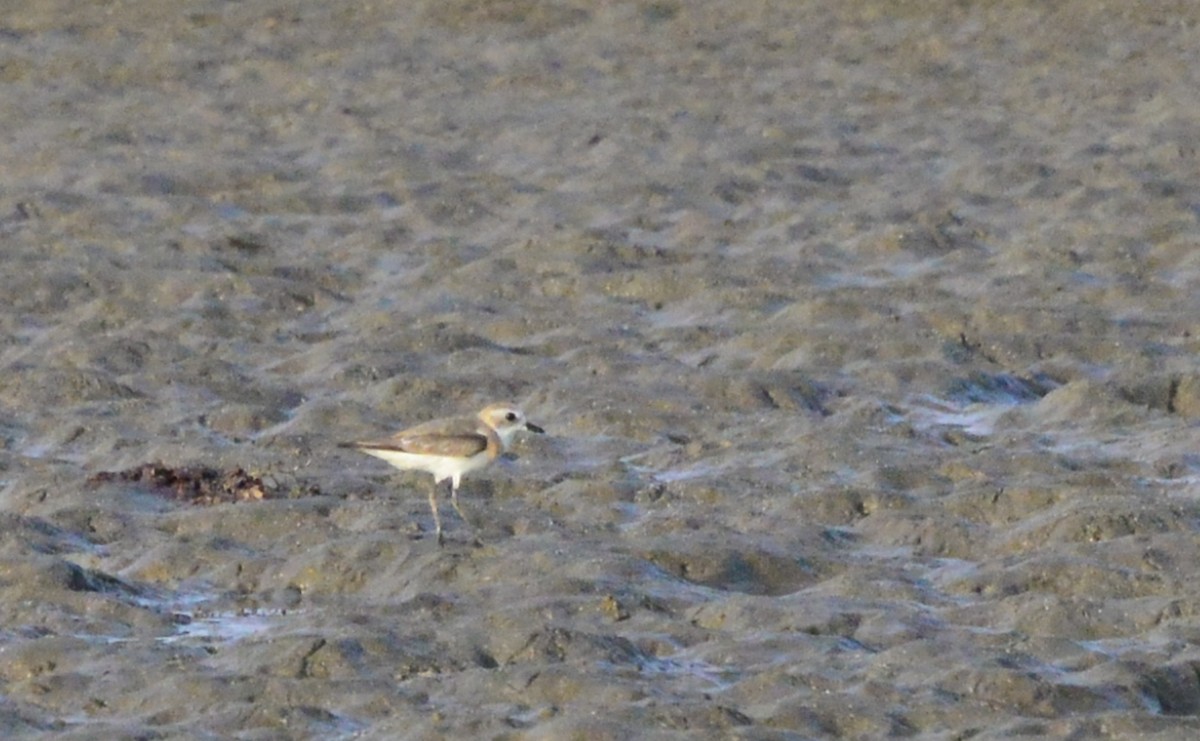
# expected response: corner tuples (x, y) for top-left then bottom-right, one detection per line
(3, 1), (1200, 738)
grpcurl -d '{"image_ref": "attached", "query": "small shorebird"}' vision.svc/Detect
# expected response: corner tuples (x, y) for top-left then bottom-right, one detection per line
(340, 402), (544, 545)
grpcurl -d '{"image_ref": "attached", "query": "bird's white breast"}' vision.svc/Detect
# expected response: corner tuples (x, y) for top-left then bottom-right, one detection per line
(360, 448), (491, 484)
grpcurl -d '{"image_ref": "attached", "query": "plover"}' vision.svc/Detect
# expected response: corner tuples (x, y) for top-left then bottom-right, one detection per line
(340, 402), (544, 545)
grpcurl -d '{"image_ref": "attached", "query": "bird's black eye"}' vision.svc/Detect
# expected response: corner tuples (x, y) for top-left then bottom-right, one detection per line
(505, 412), (518, 422)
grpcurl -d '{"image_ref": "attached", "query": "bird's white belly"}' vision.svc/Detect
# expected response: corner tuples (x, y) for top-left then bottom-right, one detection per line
(361, 448), (491, 484)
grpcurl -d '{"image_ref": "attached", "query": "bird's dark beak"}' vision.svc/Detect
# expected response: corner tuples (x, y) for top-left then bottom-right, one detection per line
(526, 422), (545, 434)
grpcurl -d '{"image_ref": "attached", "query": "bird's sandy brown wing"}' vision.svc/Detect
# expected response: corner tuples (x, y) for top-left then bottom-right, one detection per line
(399, 432), (489, 457)
(354, 431), (489, 458)
(345, 412), (502, 457)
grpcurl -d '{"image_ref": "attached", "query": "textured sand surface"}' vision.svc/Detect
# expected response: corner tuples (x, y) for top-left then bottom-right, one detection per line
(4, 1), (1200, 738)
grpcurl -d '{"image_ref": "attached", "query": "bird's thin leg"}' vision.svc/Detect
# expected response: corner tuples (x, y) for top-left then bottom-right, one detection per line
(449, 480), (482, 546)
(449, 480), (471, 527)
(428, 484), (443, 547)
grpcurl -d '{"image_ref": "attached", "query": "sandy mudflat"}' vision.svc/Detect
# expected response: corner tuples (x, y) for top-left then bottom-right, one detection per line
(4, 0), (1200, 738)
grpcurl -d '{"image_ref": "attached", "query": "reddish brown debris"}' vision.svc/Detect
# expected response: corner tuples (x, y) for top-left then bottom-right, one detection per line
(88, 463), (274, 505)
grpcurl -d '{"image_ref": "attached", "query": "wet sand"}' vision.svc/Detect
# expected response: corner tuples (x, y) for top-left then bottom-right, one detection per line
(4, 1), (1200, 738)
